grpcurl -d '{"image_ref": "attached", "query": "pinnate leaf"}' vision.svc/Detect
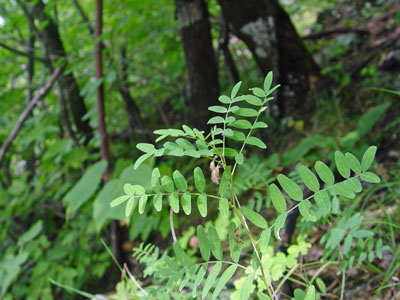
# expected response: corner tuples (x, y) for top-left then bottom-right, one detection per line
(208, 116), (225, 124)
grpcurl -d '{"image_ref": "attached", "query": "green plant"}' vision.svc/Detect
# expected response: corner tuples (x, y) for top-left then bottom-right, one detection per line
(109, 72), (383, 299)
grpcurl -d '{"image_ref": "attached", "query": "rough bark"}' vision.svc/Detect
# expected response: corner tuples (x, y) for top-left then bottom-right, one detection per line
(218, 0), (320, 118)
(175, 0), (219, 130)
(31, 0), (93, 142)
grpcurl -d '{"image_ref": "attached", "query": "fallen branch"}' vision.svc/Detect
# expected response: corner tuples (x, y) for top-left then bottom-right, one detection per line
(0, 67), (62, 167)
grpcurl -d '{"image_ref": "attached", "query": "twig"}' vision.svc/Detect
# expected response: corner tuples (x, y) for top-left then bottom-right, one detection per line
(170, 207), (177, 242)
(72, 0), (94, 35)
(0, 41), (47, 63)
(303, 27), (369, 40)
(0, 67), (62, 167)
(123, 263), (149, 296)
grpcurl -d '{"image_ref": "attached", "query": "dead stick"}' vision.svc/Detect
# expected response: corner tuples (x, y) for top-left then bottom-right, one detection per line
(0, 67), (62, 167)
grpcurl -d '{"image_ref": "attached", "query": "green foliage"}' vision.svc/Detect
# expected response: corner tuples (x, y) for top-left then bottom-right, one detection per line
(108, 74), (384, 299)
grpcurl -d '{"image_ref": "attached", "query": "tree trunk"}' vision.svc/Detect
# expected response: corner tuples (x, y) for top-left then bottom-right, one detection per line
(218, 0), (320, 118)
(31, 0), (93, 142)
(175, 0), (219, 130)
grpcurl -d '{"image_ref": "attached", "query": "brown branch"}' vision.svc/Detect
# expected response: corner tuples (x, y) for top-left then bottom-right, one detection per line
(72, 0), (95, 35)
(0, 67), (62, 167)
(0, 41), (48, 63)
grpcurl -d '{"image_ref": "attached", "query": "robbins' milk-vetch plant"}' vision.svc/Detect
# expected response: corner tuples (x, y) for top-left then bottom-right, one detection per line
(110, 72), (382, 300)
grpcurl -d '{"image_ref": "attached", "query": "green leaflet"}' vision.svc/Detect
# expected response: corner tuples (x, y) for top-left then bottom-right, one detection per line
(202, 262), (222, 299)
(168, 192), (179, 213)
(161, 175), (174, 193)
(314, 190), (331, 213)
(219, 198), (229, 218)
(228, 222), (240, 263)
(151, 168), (161, 191)
(208, 225), (223, 260)
(218, 95), (231, 104)
(245, 136), (267, 149)
(153, 193), (162, 211)
(345, 152), (362, 174)
(241, 206), (268, 229)
(243, 95), (262, 106)
(194, 167), (205, 192)
(110, 195), (130, 207)
(257, 292), (272, 300)
(251, 87), (265, 97)
(138, 195), (148, 214)
(231, 81), (242, 98)
(269, 183), (287, 213)
(298, 199), (317, 222)
(298, 165), (320, 192)
(333, 182), (355, 199)
(208, 116), (225, 124)
(197, 225), (210, 261)
(315, 161), (335, 185)
(335, 151), (350, 178)
(197, 193), (207, 217)
(277, 174), (303, 201)
(233, 108), (258, 117)
(192, 263), (208, 298)
(361, 146), (377, 172)
(240, 272), (255, 300)
(360, 172), (381, 183)
(264, 71), (273, 92)
(274, 212), (287, 240)
(212, 264), (238, 300)
(259, 228), (271, 254)
(208, 105), (228, 113)
(219, 168), (231, 196)
(229, 119), (252, 129)
(172, 170), (187, 191)
(173, 241), (188, 267)
(134, 152), (153, 169)
(136, 143), (156, 153)
(125, 197), (135, 217)
(305, 285), (316, 300)
(235, 153), (244, 165)
(181, 191), (191, 215)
